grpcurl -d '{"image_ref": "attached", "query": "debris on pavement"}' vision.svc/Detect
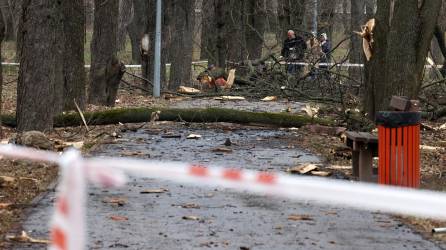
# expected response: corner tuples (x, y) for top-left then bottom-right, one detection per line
(211, 147), (233, 153)
(186, 134), (202, 139)
(224, 138), (232, 146)
(310, 171), (332, 177)
(182, 215), (200, 221)
(179, 203), (201, 209)
(287, 164), (319, 174)
(433, 228), (446, 234)
(6, 231), (50, 244)
(110, 215), (129, 221)
(261, 96), (278, 102)
(288, 214), (314, 221)
(140, 188), (169, 194)
(102, 197), (127, 206)
(213, 96), (246, 101)
(178, 86), (201, 94)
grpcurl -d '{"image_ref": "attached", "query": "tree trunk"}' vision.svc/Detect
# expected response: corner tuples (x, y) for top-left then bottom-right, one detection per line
(0, 6), (4, 136)
(127, 0), (148, 64)
(168, 0), (194, 90)
(2, 108), (333, 128)
(364, 0), (442, 119)
(16, 0), (63, 132)
(117, 0), (134, 51)
(62, 0), (86, 110)
(244, 0), (267, 60)
(88, 0), (125, 107)
(349, 0), (366, 85)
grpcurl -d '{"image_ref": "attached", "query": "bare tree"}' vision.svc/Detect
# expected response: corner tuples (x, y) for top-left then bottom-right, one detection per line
(88, 0), (125, 106)
(62, 0), (86, 110)
(169, 0), (195, 90)
(17, 0), (63, 131)
(117, 0), (134, 51)
(364, 0), (442, 119)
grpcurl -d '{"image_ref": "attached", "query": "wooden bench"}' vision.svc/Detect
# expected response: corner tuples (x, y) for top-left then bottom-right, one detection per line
(345, 131), (378, 182)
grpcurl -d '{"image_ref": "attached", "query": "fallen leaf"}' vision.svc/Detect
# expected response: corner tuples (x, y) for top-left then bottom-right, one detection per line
(288, 214), (314, 221)
(6, 231), (50, 244)
(187, 134), (202, 139)
(110, 215), (128, 221)
(261, 96), (277, 102)
(287, 164), (318, 174)
(180, 203), (201, 209)
(182, 215), (200, 221)
(310, 171), (331, 177)
(212, 147), (233, 153)
(140, 188), (168, 194)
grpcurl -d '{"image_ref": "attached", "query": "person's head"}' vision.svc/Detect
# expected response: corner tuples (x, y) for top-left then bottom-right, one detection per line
(319, 33), (327, 42)
(287, 30), (295, 39)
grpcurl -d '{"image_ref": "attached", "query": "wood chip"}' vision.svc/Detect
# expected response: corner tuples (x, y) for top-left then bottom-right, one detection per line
(187, 134), (202, 139)
(140, 188), (168, 194)
(213, 96), (245, 101)
(110, 215), (128, 221)
(6, 231), (50, 244)
(310, 171), (331, 177)
(261, 96), (278, 102)
(102, 197), (127, 206)
(180, 203), (201, 209)
(287, 164), (318, 174)
(288, 214), (314, 221)
(211, 147), (233, 153)
(178, 86), (201, 94)
(182, 215), (200, 221)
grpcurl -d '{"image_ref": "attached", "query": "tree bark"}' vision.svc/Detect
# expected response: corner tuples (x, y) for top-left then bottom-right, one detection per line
(168, 0), (194, 90)
(244, 0), (266, 60)
(117, 0), (134, 51)
(127, 0), (148, 64)
(16, 0), (63, 132)
(88, 0), (125, 107)
(364, 0), (442, 119)
(0, 6), (4, 136)
(349, 0), (366, 84)
(62, 0), (86, 110)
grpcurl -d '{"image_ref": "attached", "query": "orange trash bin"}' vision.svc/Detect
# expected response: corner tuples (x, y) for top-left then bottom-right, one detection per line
(376, 112), (421, 188)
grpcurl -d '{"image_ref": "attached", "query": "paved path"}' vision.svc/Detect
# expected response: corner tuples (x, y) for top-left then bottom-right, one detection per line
(11, 124), (444, 250)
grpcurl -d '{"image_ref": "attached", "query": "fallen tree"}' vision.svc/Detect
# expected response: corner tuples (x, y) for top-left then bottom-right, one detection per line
(1, 108), (333, 128)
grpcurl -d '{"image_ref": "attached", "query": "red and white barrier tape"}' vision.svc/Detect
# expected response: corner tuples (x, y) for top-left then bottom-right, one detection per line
(0, 145), (445, 250)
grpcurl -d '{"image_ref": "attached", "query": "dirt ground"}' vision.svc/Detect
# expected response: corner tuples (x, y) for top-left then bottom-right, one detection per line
(0, 85), (446, 247)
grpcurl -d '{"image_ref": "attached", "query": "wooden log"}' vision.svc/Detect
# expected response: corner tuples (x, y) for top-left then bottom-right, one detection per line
(1, 108), (334, 128)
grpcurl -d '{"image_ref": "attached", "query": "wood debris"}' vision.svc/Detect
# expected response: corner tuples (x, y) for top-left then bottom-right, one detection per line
(213, 96), (246, 101)
(182, 215), (200, 221)
(287, 164), (318, 174)
(211, 147), (233, 153)
(177, 86), (201, 94)
(310, 171), (331, 177)
(288, 214), (314, 221)
(186, 134), (202, 139)
(0, 203), (12, 209)
(140, 188), (168, 194)
(6, 231), (50, 244)
(261, 96), (277, 102)
(180, 203), (201, 209)
(102, 197), (127, 206)
(110, 215), (129, 221)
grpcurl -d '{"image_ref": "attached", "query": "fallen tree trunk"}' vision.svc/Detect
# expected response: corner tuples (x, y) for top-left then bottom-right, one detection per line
(1, 108), (332, 128)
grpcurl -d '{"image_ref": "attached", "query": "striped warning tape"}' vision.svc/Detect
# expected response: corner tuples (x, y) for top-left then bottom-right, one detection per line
(0, 144), (446, 250)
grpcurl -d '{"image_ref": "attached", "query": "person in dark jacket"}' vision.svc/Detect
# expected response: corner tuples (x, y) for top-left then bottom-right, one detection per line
(319, 33), (331, 69)
(281, 30), (307, 75)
